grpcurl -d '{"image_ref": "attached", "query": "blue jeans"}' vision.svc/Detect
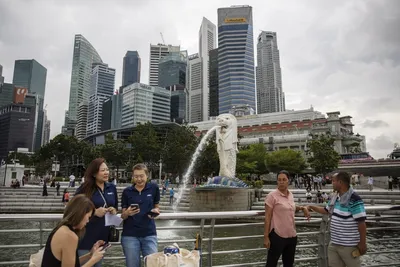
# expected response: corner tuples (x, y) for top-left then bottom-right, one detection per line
(121, 235), (158, 267)
(78, 249), (103, 267)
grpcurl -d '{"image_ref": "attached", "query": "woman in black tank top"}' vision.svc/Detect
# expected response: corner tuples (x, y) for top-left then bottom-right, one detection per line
(41, 195), (106, 267)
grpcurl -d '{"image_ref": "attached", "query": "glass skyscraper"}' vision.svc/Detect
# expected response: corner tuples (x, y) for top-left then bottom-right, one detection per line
(122, 51), (141, 87)
(158, 51), (188, 88)
(12, 59), (47, 151)
(217, 5), (256, 114)
(64, 34), (102, 135)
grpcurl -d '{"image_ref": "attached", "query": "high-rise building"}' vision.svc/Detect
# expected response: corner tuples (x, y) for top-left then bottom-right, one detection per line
(149, 44), (180, 87)
(187, 54), (203, 123)
(217, 5), (256, 114)
(122, 51), (141, 87)
(87, 63), (115, 136)
(12, 59), (47, 151)
(76, 101), (88, 140)
(209, 48), (219, 117)
(168, 84), (188, 124)
(158, 51), (188, 88)
(0, 64), (4, 89)
(121, 83), (170, 127)
(101, 97), (112, 131)
(41, 110), (51, 146)
(256, 31), (285, 113)
(64, 34), (103, 135)
(199, 17), (217, 120)
(0, 83), (14, 108)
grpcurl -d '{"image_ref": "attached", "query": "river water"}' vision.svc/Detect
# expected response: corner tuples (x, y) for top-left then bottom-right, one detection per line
(0, 220), (399, 267)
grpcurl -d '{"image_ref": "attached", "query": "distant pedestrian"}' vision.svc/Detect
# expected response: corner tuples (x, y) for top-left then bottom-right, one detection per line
(42, 182), (48, 197)
(62, 189), (70, 206)
(162, 184), (166, 197)
(56, 182), (60, 196)
(306, 190), (312, 203)
(368, 176), (374, 191)
(170, 188), (174, 205)
(69, 174), (75, 187)
(388, 176), (393, 191)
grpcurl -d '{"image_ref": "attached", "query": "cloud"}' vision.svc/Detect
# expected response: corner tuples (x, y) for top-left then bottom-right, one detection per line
(362, 120), (390, 128)
(367, 135), (397, 158)
(0, 0), (399, 160)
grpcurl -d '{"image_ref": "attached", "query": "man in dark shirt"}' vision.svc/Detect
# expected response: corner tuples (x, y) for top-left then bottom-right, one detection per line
(121, 163), (160, 267)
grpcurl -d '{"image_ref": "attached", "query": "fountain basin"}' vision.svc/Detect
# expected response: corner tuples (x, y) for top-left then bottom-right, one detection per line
(190, 187), (255, 212)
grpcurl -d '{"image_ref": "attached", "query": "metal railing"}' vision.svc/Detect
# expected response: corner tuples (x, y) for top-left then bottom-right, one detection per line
(0, 206), (399, 266)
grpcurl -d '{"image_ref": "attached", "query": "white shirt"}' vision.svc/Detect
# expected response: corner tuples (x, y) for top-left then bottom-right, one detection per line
(69, 175), (75, 181)
(368, 177), (374, 185)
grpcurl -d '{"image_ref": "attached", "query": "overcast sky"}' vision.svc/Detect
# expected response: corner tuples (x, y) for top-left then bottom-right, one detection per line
(0, 0), (399, 158)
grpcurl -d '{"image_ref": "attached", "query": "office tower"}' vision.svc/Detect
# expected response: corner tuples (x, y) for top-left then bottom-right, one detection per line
(12, 59), (47, 151)
(76, 101), (88, 140)
(0, 83), (14, 108)
(199, 17), (217, 120)
(256, 31), (285, 113)
(217, 5), (256, 114)
(187, 54), (202, 123)
(64, 34), (103, 135)
(101, 97), (112, 131)
(122, 51), (141, 86)
(209, 48), (219, 117)
(0, 64), (4, 89)
(42, 110), (51, 146)
(168, 84), (188, 124)
(121, 83), (170, 127)
(86, 63), (115, 136)
(149, 44), (180, 87)
(158, 51), (188, 88)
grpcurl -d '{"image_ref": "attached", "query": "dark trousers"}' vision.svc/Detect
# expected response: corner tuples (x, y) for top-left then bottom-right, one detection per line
(266, 230), (297, 267)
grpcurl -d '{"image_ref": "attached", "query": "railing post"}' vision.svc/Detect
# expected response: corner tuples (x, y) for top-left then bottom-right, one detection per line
(318, 215), (329, 267)
(208, 218), (216, 267)
(39, 221), (44, 247)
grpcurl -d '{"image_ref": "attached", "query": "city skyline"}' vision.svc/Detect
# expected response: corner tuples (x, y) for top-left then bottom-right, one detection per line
(0, 0), (399, 158)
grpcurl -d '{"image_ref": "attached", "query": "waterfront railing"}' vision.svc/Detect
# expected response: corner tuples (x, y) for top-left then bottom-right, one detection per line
(0, 206), (399, 266)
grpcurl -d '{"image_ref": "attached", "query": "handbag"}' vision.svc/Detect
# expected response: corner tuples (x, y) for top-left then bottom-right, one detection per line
(29, 247), (44, 267)
(98, 188), (120, 242)
(144, 248), (200, 267)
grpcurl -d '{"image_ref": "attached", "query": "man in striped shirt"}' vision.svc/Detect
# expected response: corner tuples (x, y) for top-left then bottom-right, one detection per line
(306, 172), (367, 267)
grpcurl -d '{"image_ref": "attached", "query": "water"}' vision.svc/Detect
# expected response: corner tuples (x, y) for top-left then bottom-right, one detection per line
(172, 125), (219, 212)
(0, 220), (399, 267)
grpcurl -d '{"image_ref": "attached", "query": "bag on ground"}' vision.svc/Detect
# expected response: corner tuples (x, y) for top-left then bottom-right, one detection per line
(145, 247), (200, 267)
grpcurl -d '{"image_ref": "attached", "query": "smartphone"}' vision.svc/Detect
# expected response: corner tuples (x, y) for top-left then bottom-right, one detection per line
(130, 204), (139, 210)
(148, 211), (160, 218)
(100, 242), (111, 251)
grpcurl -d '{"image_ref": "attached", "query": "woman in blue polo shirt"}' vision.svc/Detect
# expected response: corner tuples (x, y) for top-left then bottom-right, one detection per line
(75, 158), (118, 267)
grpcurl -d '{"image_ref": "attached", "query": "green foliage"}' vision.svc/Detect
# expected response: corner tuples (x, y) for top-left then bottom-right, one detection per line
(265, 149), (307, 174)
(98, 134), (130, 172)
(237, 144), (268, 175)
(7, 152), (34, 166)
(194, 134), (219, 177)
(307, 134), (341, 174)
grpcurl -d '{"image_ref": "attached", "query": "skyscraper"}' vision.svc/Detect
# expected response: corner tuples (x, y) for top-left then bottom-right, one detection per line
(64, 34), (103, 135)
(149, 44), (180, 87)
(0, 64), (4, 89)
(12, 59), (47, 151)
(168, 84), (188, 124)
(217, 5), (256, 114)
(76, 101), (88, 140)
(122, 51), (141, 86)
(199, 17), (217, 121)
(86, 63), (115, 136)
(187, 54), (202, 123)
(209, 48), (219, 117)
(256, 31), (285, 113)
(158, 51), (188, 88)
(41, 109), (51, 146)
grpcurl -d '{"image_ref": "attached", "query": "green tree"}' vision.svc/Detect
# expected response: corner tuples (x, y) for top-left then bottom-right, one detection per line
(307, 134), (341, 175)
(237, 144), (268, 176)
(194, 134), (219, 177)
(266, 149), (307, 174)
(7, 151), (34, 166)
(98, 134), (130, 178)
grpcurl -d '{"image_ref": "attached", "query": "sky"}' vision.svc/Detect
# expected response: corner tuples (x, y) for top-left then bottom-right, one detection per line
(0, 0), (399, 159)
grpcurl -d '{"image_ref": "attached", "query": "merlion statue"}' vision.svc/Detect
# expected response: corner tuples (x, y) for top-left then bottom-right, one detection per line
(215, 113), (239, 178)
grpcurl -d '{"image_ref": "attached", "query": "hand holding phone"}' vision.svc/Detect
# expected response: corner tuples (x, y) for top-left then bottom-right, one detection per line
(148, 208), (160, 219)
(125, 204), (140, 217)
(100, 242), (111, 251)
(130, 204), (139, 210)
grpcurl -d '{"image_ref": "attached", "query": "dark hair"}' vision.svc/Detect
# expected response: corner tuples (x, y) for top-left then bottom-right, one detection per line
(132, 163), (149, 176)
(57, 194), (95, 238)
(277, 170), (290, 180)
(79, 158), (106, 198)
(333, 172), (350, 185)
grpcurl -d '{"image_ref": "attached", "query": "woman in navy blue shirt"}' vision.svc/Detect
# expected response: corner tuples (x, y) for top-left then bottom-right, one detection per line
(75, 158), (118, 267)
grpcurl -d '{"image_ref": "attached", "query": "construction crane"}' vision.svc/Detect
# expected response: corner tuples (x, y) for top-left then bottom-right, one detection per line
(160, 32), (165, 44)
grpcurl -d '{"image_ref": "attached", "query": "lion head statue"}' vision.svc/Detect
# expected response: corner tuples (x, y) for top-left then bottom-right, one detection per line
(215, 113), (238, 151)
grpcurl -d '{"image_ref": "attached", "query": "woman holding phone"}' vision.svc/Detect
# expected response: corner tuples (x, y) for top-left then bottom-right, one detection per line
(75, 158), (118, 267)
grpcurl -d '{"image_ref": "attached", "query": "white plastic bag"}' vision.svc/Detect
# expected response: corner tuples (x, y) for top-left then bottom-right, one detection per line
(29, 247), (44, 267)
(145, 248), (200, 267)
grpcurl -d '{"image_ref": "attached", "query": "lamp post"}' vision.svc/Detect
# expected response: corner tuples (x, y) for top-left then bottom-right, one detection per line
(52, 155), (59, 178)
(159, 158), (163, 185)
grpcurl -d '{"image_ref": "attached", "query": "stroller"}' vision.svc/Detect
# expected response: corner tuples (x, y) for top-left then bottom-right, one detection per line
(145, 234), (202, 267)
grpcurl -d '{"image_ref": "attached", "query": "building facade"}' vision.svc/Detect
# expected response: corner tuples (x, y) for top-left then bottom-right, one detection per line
(187, 54), (203, 123)
(199, 17), (217, 121)
(64, 34), (103, 134)
(75, 101), (88, 140)
(149, 44), (180, 87)
(168, 84), (188, 124)
(12, 59), (47, 151)
(122, 51), (141, 87)
(0, 64), (4, 89)
(217, 5), (256, 114)
(41, 109), (51, 146)
(0, 83), (14, 108)
(209, 48), (219, 117)
(101, 97), (112, 132)
(121, 83), (170, 127)
(86, 63), (115, 136)
(158, 51), (188, 88)
(256, 31), (285, 114)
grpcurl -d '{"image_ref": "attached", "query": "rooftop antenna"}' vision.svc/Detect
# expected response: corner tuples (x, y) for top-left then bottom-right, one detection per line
(160, 32), (166, 44)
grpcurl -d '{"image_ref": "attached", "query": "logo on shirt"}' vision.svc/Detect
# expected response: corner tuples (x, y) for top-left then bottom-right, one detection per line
(147, 194), (152, 197)
(107, 192), (114, 195)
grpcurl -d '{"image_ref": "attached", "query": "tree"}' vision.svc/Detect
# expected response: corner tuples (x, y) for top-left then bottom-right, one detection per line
(265, 149), (307, 174)
(194, 134), (219, 178)
(7, 151), (34, 166)
(237, 144), (268, 176)
(98, 134), (130, 178)
(307, 134), (341, 175)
